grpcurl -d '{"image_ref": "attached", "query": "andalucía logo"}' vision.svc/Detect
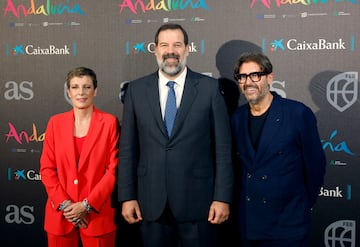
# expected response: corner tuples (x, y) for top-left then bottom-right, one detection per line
(6, 43), (77, 56)
(117, 0), (211, 14)
(3, 0), (85, 18)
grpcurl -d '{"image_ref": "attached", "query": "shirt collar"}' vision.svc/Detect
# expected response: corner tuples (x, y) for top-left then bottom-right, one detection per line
(159, 67), (187, 88)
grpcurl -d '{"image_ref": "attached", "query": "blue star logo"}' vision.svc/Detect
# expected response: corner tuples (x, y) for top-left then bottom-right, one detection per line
(133, 42), (146, 54)
(270, 39), (285, 52)
(14, 169), (26, 180)
(13, 45), (25, 55)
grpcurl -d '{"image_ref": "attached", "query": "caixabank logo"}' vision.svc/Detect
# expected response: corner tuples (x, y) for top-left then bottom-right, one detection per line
(261, 36), (355, 52)
(125, 40), (204, 55)
(7, 168), (41, 182)
(6, 43), (77, 56)
(319, 184), (352, 201)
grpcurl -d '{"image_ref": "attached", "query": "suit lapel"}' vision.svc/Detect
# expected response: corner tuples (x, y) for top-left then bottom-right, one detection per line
(254, 95), (282, 166)
(145, 73), (168, 138)
(144, 70), (199, 139)
(171, 71), (198, 138)
(242, 107), (256, 160)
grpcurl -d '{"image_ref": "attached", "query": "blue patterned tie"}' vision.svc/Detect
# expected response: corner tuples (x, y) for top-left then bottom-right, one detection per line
(164, 81), (177, 136)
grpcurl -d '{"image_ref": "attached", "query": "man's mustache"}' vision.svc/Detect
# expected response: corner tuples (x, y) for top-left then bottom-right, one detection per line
(163, 53), (179, 61)
(244, 85), (258, 91)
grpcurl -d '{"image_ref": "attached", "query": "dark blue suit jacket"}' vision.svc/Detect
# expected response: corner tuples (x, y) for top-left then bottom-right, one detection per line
(231, 92), (326, 240)
(118, 68), (234, 222)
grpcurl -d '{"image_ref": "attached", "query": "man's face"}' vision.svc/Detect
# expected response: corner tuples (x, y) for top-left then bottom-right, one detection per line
(238, 61), (273, 105)
(155, 29), (189, 78)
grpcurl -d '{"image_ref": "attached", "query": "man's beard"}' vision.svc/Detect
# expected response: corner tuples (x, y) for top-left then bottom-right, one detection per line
(158, 53), (186, 77)
(245, 83), (269, 105)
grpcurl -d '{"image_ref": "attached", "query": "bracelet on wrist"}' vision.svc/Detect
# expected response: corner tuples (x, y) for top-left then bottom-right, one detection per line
(82, 199), (91, 213)
(58, 200), (71, 211)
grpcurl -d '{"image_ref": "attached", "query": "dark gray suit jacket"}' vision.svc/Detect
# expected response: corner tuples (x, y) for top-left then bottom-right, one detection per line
(118, 68), (234, 222)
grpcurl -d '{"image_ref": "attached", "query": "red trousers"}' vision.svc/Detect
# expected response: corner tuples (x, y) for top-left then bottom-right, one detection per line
(47, 228), (116, 247)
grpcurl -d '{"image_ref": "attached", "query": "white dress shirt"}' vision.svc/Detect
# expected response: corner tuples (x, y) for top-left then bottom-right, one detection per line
(159, 67), (187, 119)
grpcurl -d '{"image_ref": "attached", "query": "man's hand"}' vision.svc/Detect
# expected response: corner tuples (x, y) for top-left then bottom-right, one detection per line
(122, 200), (143, 224)
(208, 201), (230, 224)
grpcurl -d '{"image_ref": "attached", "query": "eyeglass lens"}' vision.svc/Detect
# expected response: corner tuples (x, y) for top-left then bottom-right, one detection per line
(236, 72), (265, 83)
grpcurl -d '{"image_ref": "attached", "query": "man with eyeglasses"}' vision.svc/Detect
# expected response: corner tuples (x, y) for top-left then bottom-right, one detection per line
(230, 52), (326, 247)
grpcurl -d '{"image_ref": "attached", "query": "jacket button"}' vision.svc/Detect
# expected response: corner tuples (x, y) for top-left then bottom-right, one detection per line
(246, 196), (251, 202)
(74, 179), (78, 185)
(261, 175), (267, 180)
(247, 173), (252, 178)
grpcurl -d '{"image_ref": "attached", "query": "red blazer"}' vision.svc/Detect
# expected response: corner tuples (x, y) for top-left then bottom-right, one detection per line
(40, 107), (120, 236)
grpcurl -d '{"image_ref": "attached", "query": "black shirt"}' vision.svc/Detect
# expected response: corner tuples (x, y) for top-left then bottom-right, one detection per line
(249, 109), (269, 151)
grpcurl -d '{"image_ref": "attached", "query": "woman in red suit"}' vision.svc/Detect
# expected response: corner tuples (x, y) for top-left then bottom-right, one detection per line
(40, 67), (120, 247)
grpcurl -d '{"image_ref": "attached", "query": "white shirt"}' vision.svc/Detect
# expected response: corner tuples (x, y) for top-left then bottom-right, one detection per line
(159, 67), (187, 119)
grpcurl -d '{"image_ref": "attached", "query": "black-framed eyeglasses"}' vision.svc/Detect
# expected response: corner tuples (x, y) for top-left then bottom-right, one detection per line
(234, 71), (268, 84)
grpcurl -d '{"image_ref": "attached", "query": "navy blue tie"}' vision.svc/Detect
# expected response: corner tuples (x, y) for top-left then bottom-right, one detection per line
(164, 81), (177, 136)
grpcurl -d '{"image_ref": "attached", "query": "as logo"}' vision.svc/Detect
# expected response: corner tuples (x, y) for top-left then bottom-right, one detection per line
(5, 205), (35, 225)
(64, 81), (72, 106)
(4, 81), (34, 100)
(270, 80), (286, 98)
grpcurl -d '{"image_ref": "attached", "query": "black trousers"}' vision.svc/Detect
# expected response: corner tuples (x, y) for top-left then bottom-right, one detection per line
(241, 235), (310, 247)
(140, 203), (220, 247)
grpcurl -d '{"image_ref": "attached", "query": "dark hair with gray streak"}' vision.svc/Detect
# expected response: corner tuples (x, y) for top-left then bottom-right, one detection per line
(233, 52), (273, 80)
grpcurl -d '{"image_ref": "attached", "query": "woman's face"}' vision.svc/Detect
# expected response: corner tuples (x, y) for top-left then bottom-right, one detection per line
(67, 75), (97, 109)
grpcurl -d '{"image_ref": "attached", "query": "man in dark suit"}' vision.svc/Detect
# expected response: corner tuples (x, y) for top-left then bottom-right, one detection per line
(231, 52), (326, 247)
(117, 23), (234, 247)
